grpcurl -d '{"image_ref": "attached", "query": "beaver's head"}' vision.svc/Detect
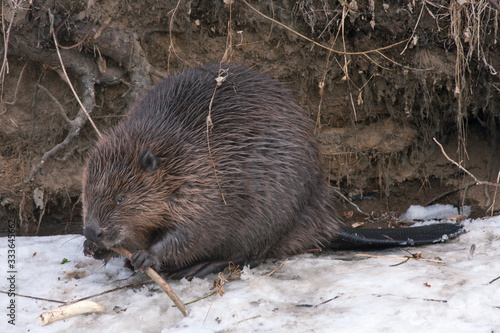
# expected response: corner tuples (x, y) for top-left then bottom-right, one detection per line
(81, 125), (184, 259)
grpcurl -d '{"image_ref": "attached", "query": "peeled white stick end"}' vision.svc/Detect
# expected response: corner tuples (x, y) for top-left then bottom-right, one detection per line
(37, 300), (106, 326)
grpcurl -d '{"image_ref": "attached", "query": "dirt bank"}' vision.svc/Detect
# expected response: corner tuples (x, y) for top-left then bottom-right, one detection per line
(1, 0), (499, 233)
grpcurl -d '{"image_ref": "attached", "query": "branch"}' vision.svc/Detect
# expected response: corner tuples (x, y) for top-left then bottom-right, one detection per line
(51, 19), (102, 139)
(0, 0), (21, 84)
(70, 20), (160, 101)
(433, 137), (500, 188)
(23, 65), (97, 186)
(8, 26), (124, 86)
(112, 247), (188, 317)
(35, 84), (73, 126)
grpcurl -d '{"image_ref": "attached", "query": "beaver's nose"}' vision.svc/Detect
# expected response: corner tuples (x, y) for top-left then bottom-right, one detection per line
(84, 222), (103, 243)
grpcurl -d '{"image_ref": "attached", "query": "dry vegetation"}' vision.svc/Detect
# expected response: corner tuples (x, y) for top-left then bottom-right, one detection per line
(0, 0), (499, 232)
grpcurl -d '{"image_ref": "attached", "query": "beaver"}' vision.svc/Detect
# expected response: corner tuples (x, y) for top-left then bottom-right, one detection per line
(82, 63), (463, 279)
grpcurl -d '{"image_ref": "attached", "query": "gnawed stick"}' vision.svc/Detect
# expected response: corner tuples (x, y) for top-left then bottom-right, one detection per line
(112, 246), (188, 316)
(37, 300), (106, 326)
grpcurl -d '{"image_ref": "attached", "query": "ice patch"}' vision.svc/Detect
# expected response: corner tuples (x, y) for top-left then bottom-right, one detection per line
(400, 204), (471, 222)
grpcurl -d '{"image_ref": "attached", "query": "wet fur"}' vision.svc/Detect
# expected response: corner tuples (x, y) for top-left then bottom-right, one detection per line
(82, 64), (341, 273)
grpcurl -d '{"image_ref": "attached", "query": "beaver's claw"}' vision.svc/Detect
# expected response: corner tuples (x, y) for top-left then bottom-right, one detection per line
(130, 250), (161, 272)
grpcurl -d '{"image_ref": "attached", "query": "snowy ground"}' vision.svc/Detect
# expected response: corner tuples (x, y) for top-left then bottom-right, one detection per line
(1, 204), (499, 332)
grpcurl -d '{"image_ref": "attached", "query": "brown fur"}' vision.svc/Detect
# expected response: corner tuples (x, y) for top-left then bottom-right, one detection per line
(82, 63), (341, 275)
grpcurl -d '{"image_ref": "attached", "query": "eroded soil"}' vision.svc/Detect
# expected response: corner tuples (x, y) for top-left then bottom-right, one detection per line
(1, 0), (499, 234)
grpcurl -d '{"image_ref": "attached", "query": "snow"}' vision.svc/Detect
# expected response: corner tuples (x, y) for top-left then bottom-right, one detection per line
(1, 207), (500, 332)
(400, 203), (471, 222)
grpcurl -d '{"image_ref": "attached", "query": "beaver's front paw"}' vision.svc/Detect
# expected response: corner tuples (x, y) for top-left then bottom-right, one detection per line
(130, 250), (160, 272)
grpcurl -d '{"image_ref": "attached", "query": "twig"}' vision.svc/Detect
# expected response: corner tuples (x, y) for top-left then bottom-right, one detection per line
(2, 61), (27, 105)
(23, 14), (103, 186)
(241, 0), (410, 56)
(356, 253), (445, 263)
(204, 262), (242, 324)
(23, 74), (97, 186)
(413, 297), (447, 303)
(221, 0), (233, 62)
(206, 68), (229, 205)
(0, 161), (18, 184)
(234, 315), (261, 325)
(372, 293), (448, 303)
(35, 191), (48, 234)
(0, 0), (20, 85)
(400, 1), (425, 55)
(339, 5), (358, 121)
(51, 14), (102, 139)
(362, 52), (394, 71)
(433, 138), (500, 188)
(375, 50), (431, 71)
(93, 17), (112, 40)
(489, 275), (500, 284)
(390, 257), (411, 266)
(487, 168), (500, 216)
(425, 181), (476, 206)
(333, 188), (370, 217)
(184, 291), (218, 306)
(112, 246), (188, 317)
(261, 258), (288, 276)
(0, 290), (65, 304)
(57, 20), (98, 50)
(204, 271), (226, 324)
(29, 82), (39, 138)
(315, 14), (343, 131)
(60, 273), (176, 305)
(36, 84), (73, 125)
(24, 120), (86, 186)
(166, 0), (186, 71)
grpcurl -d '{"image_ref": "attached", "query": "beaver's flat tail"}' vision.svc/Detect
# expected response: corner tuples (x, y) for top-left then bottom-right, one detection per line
(329, 223), (465, 250)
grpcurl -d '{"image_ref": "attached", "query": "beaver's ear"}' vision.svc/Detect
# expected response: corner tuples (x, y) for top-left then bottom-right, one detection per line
(139, 149), (159, 171)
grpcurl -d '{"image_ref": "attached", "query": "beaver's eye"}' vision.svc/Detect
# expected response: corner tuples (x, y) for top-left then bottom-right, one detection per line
(116, 197), (124, 205)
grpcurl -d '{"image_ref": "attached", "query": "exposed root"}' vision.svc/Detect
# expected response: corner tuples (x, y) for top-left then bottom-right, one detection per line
(1, 61), (27, 106)
(50, 21), (101, 139)
(35, 84), (72, 126)
(2, 7), (166, 188)
(167, 0), (188, 71)
(434, 138), (500, 188)
(0, 1), (28, 85)
(23, 73), (96, 187)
